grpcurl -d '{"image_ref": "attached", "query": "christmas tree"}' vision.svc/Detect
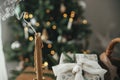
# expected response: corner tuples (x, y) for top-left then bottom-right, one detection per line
(4, 0), (91, 75)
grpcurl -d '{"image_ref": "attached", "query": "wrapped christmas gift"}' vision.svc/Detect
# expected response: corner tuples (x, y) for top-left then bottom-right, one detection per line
(52, 53), (107, 80)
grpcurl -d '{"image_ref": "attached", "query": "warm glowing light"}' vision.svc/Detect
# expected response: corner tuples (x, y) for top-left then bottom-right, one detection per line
(44, 61), (48, 67)
(83, 51), (87, 54)
(42, 76), (46, 80)
(51, 50), (55, 55)
(83, 50), (90, 54)
(35, 22), (40, 27)
(70, 14), (75, 18)
(29, 14), (33, 18)
(52, 25), (57, 30)
(46, 21), (51, 26)
(69, 18), (73, 22)
(63, 13), (67, 18)
(71, 11), (75, 14)
(46, 9), (50, 13)
(24, 27), (28, 31)
(70, 11), (75, 18)
(29, 36), (34, 41)
(48, 44), (52, 48)
(24, 12), (29, 19)
(82, 20), (88, 24)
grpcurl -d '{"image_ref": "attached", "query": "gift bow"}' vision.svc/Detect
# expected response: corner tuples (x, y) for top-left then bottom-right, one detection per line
(52, 54), (107, 80)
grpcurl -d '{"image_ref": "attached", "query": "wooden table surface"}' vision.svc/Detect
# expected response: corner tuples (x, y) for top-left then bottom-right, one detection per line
(16, 67), (53, 80)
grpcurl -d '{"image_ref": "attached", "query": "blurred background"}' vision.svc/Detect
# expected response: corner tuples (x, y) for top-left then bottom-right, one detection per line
(0, 0), (120, 79)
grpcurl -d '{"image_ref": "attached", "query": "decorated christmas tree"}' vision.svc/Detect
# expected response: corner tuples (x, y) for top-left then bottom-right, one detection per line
(4, 0), (91, 72)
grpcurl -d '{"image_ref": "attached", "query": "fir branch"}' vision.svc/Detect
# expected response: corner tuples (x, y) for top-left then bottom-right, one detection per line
(48, 54), (58, 65)
(63, 52), (76, 63)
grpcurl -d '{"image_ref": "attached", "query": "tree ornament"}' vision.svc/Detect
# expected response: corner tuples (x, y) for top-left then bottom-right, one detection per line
(52, 53), (59, 61)
(24, 27), (29, 39)
(35, 22), (40, 27)
(62, 37), (67, 43)
(22, 21), (27, 27)
(16, 56), (25, 71)
(67, 18), (73, 30)
(57, 35), (63, 43)
(60, 3), (66, 13)
(30, 18), (37, 25)
(78, 0), (86, 9)
(57, 35), (67, 43)
(41, 29), (49, 41)
(11, 41), (21, 50)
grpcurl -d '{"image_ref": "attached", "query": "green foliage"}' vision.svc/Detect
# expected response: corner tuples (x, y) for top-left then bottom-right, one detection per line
(63, 52), (76, 63)
(5, 0), (92, 79)
(9, 70), (22, 80)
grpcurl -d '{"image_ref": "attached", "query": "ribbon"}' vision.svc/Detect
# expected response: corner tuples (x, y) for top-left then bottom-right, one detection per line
(52, 54), (107, 80)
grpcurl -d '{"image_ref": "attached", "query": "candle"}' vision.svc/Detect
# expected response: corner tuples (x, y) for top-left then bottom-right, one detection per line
(34, 33), (43, 80)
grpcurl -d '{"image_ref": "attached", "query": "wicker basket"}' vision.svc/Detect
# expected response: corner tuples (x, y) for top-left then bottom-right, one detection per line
(100, 38), (120, 80)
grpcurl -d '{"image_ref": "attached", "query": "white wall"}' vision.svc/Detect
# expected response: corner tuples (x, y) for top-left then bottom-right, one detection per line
(84, 0), (120, 52)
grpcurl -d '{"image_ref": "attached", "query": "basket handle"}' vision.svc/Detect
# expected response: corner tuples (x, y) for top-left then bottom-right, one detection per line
(100, 38), (120, 80)
(105, 38), (120, 56)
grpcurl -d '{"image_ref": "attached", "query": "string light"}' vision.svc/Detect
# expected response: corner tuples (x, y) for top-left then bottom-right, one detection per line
(42, 76), (46, 80)
(46, 21), (51, 26)
(52, 25), (57, 30)
(50, 50), (55, 55)
(63, 13), (67, 18)
(46, 9), (50, 13)
(35, 22), (40, 27)
(29, 14), (33, 18)
(48, 44), (52, 48)
(82, 20), (88, 24)
(43, 61), (48, 67)
(71, 11), (75, 14)
(24, 27), (28, 31)
(83, 50), (90, 54)
(70, 11), (75, 18)
(69, 18), (73, 22)
(23, 12), (29, 19)
(29, 36), (34, 41)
